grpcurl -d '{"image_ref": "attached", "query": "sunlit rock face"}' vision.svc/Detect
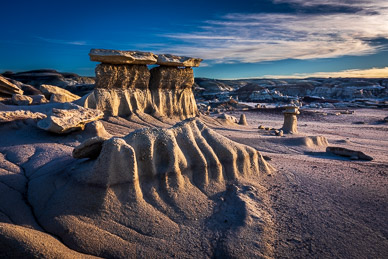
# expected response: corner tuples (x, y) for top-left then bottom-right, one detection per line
(82, 49), (200, 120)
(95, 64), (150, 89)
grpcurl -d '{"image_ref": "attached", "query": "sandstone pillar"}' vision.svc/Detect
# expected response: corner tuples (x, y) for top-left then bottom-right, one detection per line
(282, 106), (300, 134)
(84, 49), (202, 120)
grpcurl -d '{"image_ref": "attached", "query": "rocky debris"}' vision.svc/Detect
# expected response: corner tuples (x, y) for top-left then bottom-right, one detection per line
(0, 110), (47, 123)
(282, 106), (300, 134)
(40, 84), (81, 103)
(95, 64), (150, 89)
(217, 113), (238, 124)
(72, 136), (108, 159)
(37, 103), (104, 134)
(3, 69), (94, 89)
(238, 114), (248, 125)
(12, 94), (33, 106)
(326, 146), (373, 161)
(30, 94), (48, 105)
(0, 75), (23, 96)
(89, 49), (157, 65)
(156, 54), (202, 67)
(84, 49), (200, 119)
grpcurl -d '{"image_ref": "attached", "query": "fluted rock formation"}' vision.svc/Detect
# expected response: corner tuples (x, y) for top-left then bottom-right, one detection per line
(82, 49), (200, 120)
(28, 118), (273, 258)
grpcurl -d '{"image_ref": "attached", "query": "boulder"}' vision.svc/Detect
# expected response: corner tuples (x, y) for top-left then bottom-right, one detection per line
(326, 146), (373, 161)
(0, 75), (23, 95)
(11, 94), (33, 106)
(89, 49), (157, 65)
(37, 103), (104, 134)
(217, 113), (238, 124)
(30, 94), (49, 105)
(0, 110), (46, 123)
(95, 64), (150, 89)
(40, 84), (81, 103)
(156, 54), (202, 67)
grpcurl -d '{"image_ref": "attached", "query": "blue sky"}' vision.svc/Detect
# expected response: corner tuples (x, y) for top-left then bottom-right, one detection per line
(1, 0), (388, 79)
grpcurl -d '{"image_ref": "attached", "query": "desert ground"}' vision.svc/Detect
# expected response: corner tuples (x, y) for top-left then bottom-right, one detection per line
(0, 54), (387, 257)
(0, 104), (387, 258)
(216, 108), (388, 258)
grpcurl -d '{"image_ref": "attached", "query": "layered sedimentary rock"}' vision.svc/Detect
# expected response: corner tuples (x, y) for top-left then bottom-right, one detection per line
(157, 54), (202, 67)
(28, 118), (273, 258)
(0, 75), (23, 96)
(149, 66), (197, 118)
(40, 84), (81, 103)
(83, 49), (200, 120)
(89, 49), (157, 65)
(0, 110), (46, 123)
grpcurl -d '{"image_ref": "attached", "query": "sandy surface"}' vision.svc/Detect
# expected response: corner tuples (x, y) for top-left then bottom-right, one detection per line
(216, 108), (388, 258)
(0, 107), (387, 258)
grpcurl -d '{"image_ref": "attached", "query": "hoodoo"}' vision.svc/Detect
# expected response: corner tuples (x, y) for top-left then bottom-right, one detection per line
(281, 105), (300, 134)
(82, 49), (202, 120)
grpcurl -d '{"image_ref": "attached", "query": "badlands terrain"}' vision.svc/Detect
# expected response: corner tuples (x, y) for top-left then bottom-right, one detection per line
(0, 50), (387, 258)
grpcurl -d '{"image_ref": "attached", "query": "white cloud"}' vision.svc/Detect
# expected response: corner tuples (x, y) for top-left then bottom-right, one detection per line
(158, 0), (388, 64)
(36, 36), (89, 46)
(263, 67), (388, 78)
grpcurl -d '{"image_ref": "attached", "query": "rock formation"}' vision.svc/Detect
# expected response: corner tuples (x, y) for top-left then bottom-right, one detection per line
(37, 103), (104, 134)
(89, 49), (157, 65)
(282, 106), (300, 134)
(217, 113), (239, 125)
(239, 114), (248, 125)
(28, 118), (273, 258)
(12, 94), (33, 106)
(326, 146), (373, 161)
(0, 110), (46, 123)
(0, 75), (23, 96)
(82, 49), (201, 120)
(40, 84), (81, 103)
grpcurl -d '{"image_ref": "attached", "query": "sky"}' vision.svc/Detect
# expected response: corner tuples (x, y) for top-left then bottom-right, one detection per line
(1, 0), (388, 79)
